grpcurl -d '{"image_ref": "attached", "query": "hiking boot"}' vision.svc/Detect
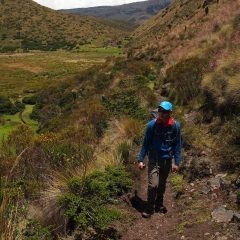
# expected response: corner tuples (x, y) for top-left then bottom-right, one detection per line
(155, 204), (167, 213)
(142, 203), (154, 218)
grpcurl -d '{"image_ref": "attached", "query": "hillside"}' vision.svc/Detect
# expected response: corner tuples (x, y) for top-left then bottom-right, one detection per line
(128, 0), (239, 66)
(61, 0), (174, 25)
(0, 0), (137, 52)
(0, 0), (240, 239)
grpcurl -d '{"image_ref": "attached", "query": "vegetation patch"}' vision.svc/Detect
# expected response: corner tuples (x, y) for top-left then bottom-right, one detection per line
(57, 166), (133, 238)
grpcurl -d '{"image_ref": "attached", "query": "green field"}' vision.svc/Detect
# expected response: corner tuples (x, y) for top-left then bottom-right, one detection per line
(0, 47), (125, 97)
(0, 47), (125, 140)
(0, 105), (38, 142)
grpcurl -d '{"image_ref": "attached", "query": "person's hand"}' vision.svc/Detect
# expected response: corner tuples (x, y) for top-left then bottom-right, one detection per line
(172, 165), (179, 173)
(138, 162), (144, 170)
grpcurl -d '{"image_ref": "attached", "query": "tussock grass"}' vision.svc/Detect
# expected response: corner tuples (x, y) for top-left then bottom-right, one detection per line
(24, 167), (85, 238)
(94, 117), (143, 168)
(116, 117), (143, 139)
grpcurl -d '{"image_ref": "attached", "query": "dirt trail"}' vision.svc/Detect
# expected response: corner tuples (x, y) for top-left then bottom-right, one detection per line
(121, 164), (179, 240)
(121, 160), (185, 240)
(120, 158), (240, 240)
(120, 95), (239, 240)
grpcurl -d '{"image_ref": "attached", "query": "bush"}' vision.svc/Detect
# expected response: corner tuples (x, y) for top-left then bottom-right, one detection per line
(22, 219), (54, 240)
(30, 102), (42, 121)
(0, 46), (18, 53)
(103, 87), (148, 121)
(166, 57), (208, 105)
(22, 95), (38, 105)
(126, 61), (152, 76)
(216, 117), (240, 172)
(0, 97), (25, 115)
(146, 90), (157, 107)
(57, 166), (133, 238)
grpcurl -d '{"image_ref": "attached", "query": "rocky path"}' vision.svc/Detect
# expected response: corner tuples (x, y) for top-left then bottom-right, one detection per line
(120, 158), (240, 240)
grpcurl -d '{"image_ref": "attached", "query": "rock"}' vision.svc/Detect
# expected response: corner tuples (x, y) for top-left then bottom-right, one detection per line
(202, 184), (211, 194)
(211, 193), (218, 200)
(216, 237), (228, 240)
(220, 178), (231, 188)
(208, 177), (221, 190)
(183, 111), (197, 123)
(202, 177), (221, 194)
(229, 193), (238, 203)
(211, 206), (235, 222)
(236, 178), (240, 187)
(232, 213), (240, 222)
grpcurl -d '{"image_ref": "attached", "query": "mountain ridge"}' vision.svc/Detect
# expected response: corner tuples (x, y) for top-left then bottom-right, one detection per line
(60, 0), (174, 25)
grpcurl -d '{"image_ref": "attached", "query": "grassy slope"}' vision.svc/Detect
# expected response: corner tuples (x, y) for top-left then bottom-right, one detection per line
(0, 0), (240, 239)
(128, 0), (240, 113)
(0, 0), (136, 50)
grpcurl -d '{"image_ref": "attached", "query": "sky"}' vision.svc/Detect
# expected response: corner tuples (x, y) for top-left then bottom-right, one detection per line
(32, 0), (147, 10)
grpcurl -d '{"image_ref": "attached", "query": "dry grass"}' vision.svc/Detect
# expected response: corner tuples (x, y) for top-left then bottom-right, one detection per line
(116, 117), (143, 139)
(26, 168), (78, 238)
(163, 0), (240, 69)
(94, 117), (143, 168)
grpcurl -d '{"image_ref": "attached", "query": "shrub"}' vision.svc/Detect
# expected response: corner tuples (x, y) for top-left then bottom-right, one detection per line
(94, 72), (111, 90)
(0, 96), (22, 115)
(0, 46), (18, 53)
(166, 57), (208, 105)
(232, 13), (240, 30)
(216, 117), (240, 172)
(22, 218), (54, 240)
(126, 61), (152, 76)
(80, 100), (109, 142)
(103, 87), (148, 121)
(30, 102), (42, 121)
(57, 166), (133, 238)
(22, 95), (38, 105)
(201, 72), (240, 120)
(146, 90), (157, 107)
(134, 75), (150, 87)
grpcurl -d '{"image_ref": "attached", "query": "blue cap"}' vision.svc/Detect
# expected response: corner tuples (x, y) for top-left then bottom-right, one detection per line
(158, 101), (172, 111)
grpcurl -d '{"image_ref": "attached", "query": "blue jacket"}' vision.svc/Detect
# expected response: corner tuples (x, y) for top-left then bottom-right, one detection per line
(138, 117), (182, 166)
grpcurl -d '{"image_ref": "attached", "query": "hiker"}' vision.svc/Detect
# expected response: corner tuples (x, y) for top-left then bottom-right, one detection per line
(137, 101), (182, 218)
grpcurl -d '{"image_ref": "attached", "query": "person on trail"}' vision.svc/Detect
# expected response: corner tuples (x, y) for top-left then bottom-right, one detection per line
(138, 101), (182, 218)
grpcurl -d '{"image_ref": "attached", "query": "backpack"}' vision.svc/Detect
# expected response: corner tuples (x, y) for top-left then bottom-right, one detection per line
(149, 108), (177, 143)
(149, 108), (159, 121)
(148, 109), (182, 158)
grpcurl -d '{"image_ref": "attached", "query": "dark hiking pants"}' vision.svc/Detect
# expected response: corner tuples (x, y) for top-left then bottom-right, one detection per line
(147, 158), (172, 206)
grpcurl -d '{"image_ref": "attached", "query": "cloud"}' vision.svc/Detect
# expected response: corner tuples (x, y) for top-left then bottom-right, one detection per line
(33, 0), (146, 10)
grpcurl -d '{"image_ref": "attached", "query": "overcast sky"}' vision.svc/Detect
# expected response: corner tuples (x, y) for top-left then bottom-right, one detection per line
(32, 0), (147, 10)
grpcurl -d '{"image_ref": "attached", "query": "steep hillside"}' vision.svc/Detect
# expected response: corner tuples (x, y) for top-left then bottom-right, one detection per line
(61, 0), (174, 25)
(1, 0), (240, 239)
(129, 0), (217, 48)
(128, 0), (238, 67)
(125, 0), (240, 170)
(0, 0), (137, 52)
